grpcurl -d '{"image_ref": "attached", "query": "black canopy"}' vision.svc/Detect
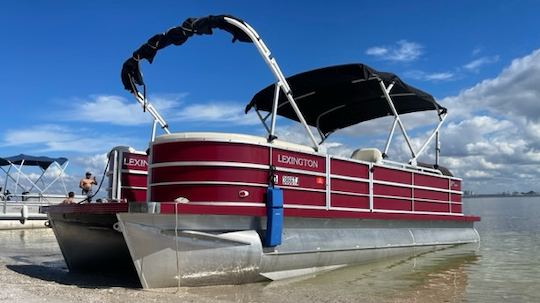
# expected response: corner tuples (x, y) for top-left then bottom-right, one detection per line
(245, 64), (446, 138)
(121, 15), (252, 93)
(0, 154), (68, 170)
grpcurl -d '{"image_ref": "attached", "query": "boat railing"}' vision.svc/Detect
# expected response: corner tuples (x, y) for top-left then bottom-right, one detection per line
(381, 159), (444, 176)
(1, 193), (87, 214)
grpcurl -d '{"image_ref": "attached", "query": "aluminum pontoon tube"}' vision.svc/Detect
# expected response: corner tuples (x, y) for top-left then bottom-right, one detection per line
(117, 213), (480, 288)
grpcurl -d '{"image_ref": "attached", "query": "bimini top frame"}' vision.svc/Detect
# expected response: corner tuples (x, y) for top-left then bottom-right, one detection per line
(246, 63), (448, 165)
(121, 14), (447, 165)
(121, 15), (319, 149)
(0, 154), (69, 198)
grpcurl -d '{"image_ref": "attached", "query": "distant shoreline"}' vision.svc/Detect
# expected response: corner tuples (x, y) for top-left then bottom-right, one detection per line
(463, 194), (540, 199)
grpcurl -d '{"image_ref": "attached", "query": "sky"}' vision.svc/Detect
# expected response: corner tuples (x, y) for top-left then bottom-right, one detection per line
(1, 0), (539, 195)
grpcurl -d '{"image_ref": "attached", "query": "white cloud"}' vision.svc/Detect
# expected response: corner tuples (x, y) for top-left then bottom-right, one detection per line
(73, 153), (108, 176)
(472, 47), (483, 56)
(464, 170), (493, 179)
(405, 70), (455, 81)
(63, 94), (182, 126)
(463, 55), (499, 72)
(62, 94), (261, 127)
(365, 40), (423, 62)
(173, 102), (260, 125)
(443, 49), (540, 121)
(2, 124), (136, 153)
(365, 46), (388, 56)
(306, 48), (540, 193)
(432, 49), (540, 192)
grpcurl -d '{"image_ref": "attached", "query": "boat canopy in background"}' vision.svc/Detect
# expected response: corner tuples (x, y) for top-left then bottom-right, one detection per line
(0, 154), (68, 170)
(245, 64), (446, 138)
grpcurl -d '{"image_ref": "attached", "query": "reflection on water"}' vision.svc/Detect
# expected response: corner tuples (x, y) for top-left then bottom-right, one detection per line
(1, 197), (539, 302)
(0, 229), (61, 261)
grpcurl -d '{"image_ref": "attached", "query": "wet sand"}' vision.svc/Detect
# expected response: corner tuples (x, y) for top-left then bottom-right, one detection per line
(0, 229), (478, 303)
(0, 229), (212, 303)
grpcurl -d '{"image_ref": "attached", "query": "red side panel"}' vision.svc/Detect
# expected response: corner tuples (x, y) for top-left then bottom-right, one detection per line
(374, 197), (412, 211)
(283, 190), (325, 207)
(331, 179), (368, 194)
(120, 152), (148, 202)
(374, 184), (411, 198)
(414, 189), (449, 201)
(152, 166), (268, 184)
(121, 174), (147, 187)
(450, 179), (461, 191)
(331, 159), (369, 179)
(151, 184), (266, 203)
(147, 139), (471, 219)
(152, 141), (269, 165)
(451, 193), (462, 203)
(414, 201), (449, 213)
(374, 167), (412, 184)
(451, 204), (462, 213)
(121, 188), (146, 202)
(331, 194), (369, 209)
(414, 174), (448, 189)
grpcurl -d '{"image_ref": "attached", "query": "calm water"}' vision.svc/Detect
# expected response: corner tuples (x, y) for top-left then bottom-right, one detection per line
(1, 197), (539, 302)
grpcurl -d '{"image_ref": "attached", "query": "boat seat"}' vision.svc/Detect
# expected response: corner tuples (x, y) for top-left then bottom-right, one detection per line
(351, 148), (383, 163)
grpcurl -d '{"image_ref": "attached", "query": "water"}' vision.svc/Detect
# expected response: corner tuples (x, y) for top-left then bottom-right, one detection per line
(0, 197), (539, 302)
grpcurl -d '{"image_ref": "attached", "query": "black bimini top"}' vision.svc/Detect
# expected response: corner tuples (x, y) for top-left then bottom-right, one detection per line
(0, 154), (68, 169)
(121, 15), (252, 93)
(245, 64), (446, 138)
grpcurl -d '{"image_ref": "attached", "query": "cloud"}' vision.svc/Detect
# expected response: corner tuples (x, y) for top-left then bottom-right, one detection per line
(299, 48), (540, 193)
(62, 94), (260, 127)
(405, 70), (455, 81)
(463, 55), (499, 72)
(73, 153), (108, 175)
(472, 47), (483, 56)
(173, 102), (260, 125)
(365, 40), (423, 62)
(443, 49), (540, 121)
(63, 94), (182, 126)
(2, 124), (137, 153)
(433, 49), (540, 192)
(365, 46), (388, 56)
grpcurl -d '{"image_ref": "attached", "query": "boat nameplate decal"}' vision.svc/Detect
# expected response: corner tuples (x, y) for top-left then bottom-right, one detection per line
(277, 154), (319, 169)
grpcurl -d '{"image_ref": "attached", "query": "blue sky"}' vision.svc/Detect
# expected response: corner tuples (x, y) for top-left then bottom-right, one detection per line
(1, 0), (540, 195)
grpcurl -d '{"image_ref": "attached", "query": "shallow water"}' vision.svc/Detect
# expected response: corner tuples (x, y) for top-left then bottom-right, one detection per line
(0, 197), (539, 302)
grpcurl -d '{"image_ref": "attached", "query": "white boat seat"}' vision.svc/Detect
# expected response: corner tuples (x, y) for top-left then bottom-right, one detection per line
(351, 148), (383, 163)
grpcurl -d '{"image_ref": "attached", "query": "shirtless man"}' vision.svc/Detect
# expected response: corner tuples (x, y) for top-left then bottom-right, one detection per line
(79, 172), (97, 202)
(62, 191), (75, 204)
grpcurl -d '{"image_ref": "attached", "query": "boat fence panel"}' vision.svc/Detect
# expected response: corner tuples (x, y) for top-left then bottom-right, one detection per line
(148, 136), (465, 219)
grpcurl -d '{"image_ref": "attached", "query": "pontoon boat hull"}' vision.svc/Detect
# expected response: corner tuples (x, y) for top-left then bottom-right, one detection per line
(47, 208), (136, 275)
(117, 213), (479, 288)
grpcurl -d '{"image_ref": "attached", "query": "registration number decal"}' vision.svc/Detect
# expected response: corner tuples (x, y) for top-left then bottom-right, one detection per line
(282, 175), (299, 186)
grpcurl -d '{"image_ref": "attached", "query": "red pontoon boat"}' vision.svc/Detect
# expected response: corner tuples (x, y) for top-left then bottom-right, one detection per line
(46, 15), (479, 288)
